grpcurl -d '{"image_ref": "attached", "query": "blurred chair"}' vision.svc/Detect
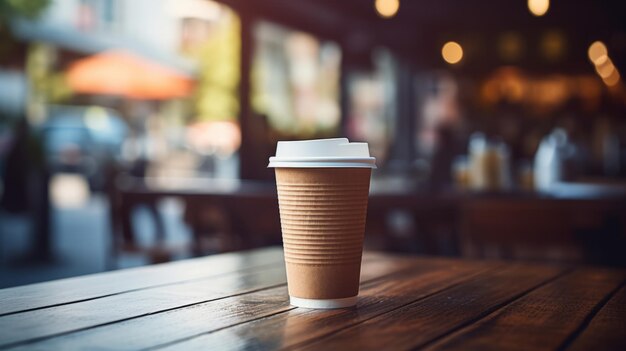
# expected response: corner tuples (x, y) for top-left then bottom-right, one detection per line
(365, 188), (460, 255)
(460, 198), (626, 264)
(105, 165), (183, 269)
(107, 173), (281, 269)
(183, 192), (281, 254)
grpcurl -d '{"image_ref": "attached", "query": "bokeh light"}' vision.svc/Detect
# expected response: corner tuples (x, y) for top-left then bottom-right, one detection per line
(528, 0), (549, 16)
(375, 0), (400, 18)
(588, 41), (608, 65)
(498, 32), (524, 61)
(442, 41), (463, 64)
(595, 57), (615, 79)
(541, 31), (565, 61)
(603, 69), (621, 87)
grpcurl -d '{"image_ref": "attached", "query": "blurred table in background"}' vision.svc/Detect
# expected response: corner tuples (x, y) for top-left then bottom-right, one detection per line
(368, 179), (626, 264)
(112, 176), (626, 267)
(110, 176), (279, 267)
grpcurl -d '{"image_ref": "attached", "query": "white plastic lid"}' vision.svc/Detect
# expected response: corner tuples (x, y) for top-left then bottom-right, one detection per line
(268, 138), (376, 168)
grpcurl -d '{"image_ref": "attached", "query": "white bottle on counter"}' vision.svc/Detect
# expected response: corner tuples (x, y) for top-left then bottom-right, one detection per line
(534, 128), (569, 191)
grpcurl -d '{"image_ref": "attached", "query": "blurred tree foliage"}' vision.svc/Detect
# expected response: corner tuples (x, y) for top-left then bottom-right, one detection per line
(184, 11), (240, 122)
(26, 43), (72, 110)
(0, 0), (50, 65)
(0, 0), (50, 22)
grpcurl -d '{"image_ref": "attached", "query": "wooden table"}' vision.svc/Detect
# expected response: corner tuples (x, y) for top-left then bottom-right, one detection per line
(3, 248), (623, 350)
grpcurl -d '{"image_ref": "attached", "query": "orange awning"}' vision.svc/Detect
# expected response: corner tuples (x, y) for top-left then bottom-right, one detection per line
(67, 50), (194, 100)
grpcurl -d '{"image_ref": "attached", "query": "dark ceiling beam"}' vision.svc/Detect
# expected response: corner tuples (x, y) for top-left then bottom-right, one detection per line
(297, 0), (626, 74)
(218, 0), (625, 74)
(220, 0), (367, 42)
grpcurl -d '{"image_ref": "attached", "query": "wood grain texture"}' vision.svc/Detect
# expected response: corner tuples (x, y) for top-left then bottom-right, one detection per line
(0, 249), (394, 318)
(0, 251), (391, 348)
(566, 284), (626, 351)
(3, 254), (422, 351)
(155, 260), (497, 350)
(424, 269), (626, 351)
(5, 286), (293, 351)
(292, 264), (567, 351)
(0, 265), (287, 348)
(0, 247), (283, 316)
(2, 248), (624, 351)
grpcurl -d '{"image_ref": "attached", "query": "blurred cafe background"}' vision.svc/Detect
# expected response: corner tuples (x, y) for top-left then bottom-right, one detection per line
(1, 0), (626, 287)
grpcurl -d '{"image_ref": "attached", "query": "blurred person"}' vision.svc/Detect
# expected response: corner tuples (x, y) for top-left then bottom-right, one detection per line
(592, 117), (622, 177)
(429, 125), (464, 191)
(246, 113), (274, 181)
(0, 118), (30, 213)
(119, 128), (166, 254)
(557, 115), (593, 177)
(0, 117), (50, 260)
(122, 155), (166, 248)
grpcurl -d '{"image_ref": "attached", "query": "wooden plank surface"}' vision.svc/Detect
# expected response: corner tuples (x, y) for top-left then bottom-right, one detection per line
(2, 254), (423, 350)
(0, 265), (287, 348)
(0, 247), (283, 316)
(566, 284), (626, 351)
(1, 247), (625, 351)
(155, 259), (498, 350)
(424, 269), (626, 351)
(290, 264), (567, 351)
(0, 250), (396, 348)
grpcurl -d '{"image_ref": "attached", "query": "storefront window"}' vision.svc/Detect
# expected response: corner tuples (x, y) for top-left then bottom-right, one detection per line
(252, 21), (341, 138)
(346, 49), (397, 162)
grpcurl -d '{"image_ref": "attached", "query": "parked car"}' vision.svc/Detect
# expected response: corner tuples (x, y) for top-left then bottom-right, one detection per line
(40, 105), (128, 191)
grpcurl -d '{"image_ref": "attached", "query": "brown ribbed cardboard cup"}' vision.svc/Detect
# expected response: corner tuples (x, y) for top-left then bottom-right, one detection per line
(269, 138), (376, 309)
(275, 167), (372, 309)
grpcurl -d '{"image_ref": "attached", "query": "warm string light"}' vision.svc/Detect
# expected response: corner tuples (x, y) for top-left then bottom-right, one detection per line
(603, 70), (621, 87)
(588, 41), (608, 65)
(375, 0), (400, 18)
(595, 58), (615, 79)
(588, 41), (621, 87)
(528, 0), (549, 16)
(442, 41), (463, 64)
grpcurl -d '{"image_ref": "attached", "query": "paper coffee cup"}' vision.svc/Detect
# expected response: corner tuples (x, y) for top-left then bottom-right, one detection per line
(268, 138), (376, 309)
